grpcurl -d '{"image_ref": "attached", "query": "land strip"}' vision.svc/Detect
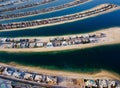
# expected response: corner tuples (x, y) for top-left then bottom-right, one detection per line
(0, 4), (119, 31)
(0, 0), (56, 13)
(0, 0), (91, 20)
(0, 0), (31, 8)
(0, 62), (120, 88)
(0, 27), (120, 52)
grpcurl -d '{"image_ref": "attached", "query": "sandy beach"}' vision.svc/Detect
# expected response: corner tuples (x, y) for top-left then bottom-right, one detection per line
(0, 4), (120, 32)
(0, 0), (92, 21)
(0, 0), (58, 13)
(0, 62), (120, 80)
(0, 27), (120, 52)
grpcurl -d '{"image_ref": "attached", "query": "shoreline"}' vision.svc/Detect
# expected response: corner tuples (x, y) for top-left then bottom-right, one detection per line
(0, 27), (120, 53)
(0, 0), (57, 13)
(0, 4), (120, 32)
(0, 0), (31, 8)
(0, 62), (120, 80)
(0, 0), (92, 21)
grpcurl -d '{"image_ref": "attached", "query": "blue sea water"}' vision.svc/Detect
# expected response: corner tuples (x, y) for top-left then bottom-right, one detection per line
(0, 44), (120, 73)
(0, 0), (73, 15)
(0, 0), (120, 37)
(0, 0), (120, 74)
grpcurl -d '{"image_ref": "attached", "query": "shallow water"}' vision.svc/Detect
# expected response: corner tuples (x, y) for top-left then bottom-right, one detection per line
(0, 0), (120, 74)
(0, 44), (120, 74)
(0, 0), (120, 37)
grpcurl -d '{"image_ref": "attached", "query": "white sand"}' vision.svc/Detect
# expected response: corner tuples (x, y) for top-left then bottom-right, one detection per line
(0, 62), (120, 80)
(0, 27), (120, 52)
(0, 0), (92, 21)
(0, 4), (119, 32)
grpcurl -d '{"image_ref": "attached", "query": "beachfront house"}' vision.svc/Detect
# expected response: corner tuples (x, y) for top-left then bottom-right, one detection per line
(36, 42), (44, 47)
(20, 43), (26, 48)
(89, 38), (97, 43)
(0, 38), (3, 43)
(116, 85), (120, 88)
(49, 38), (56, 42)
(6, 43), (13, 48)
(12, 71), (22, 79)
(72, 79), (85, 87)
(2, 68), (14, 76)
(46, 76), (57, 84)
(74, 39), (81, 44)
(0, 38), (7, 43)
(14, 39), (20, 43)
(68, 41), (72, 45)
(25, 42), (30, 48)
(83, 34), (89, 38)
(34, 74), (43, 82)
(116, 81), (120, 88)
(16, 43), (20, 48)
(53, 41), (61, 47)
(99, 79), (108, 88)
(23, 72), (34, 80)
(58, 37), (65, 41)
(46, 42), (53, 48)
(95, 33), (106, 38)
(62, 41), (68, 46)
(85, 79), (98, 87)
(81, 38), (90, 44)
(70, 36), (77, 40)
(29, 39), (35, 43)
(108, 80), (116, 88)
(29, 43), (36, 48)
(0, 66), (5, 74)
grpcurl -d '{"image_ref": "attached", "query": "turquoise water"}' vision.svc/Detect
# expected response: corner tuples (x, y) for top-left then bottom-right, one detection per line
(1, 0), (120, 23)
(0, 0), (120, 74)
(0, 0), (120, 37)
(0, 0), (73, 15)
(0, 44), (120, 73)
(0, 9), (120, 37)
